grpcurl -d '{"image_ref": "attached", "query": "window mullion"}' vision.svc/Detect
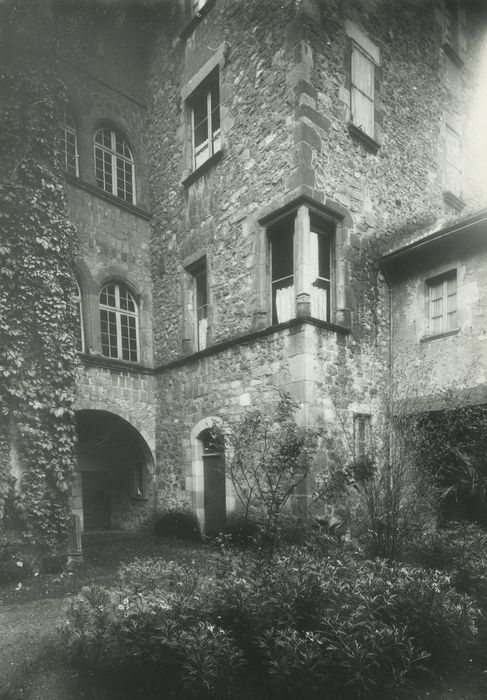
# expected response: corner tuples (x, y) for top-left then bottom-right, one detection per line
(207, 91), (212, 155)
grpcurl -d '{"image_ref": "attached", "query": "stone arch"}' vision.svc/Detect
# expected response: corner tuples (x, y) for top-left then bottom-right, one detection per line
(189, 416), (233, 535)
(73, 409), (155, 532)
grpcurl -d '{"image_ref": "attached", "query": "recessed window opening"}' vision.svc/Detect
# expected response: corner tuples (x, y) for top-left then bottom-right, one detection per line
(351, 42), (375, 138)
(270, 216), (295, 325)
(193, 261), (208, 351)
(444, 0), (460, 51)
(99, 283), (139, 361)
(62, 112), (79, 177)
(444, 126), (461, 196)
(428, 270), (457, 335)
(74, 280), (84, 352)
(354, 414), (372, 459)
(94, 127), (135, 204)
(190, 70), (220, 170)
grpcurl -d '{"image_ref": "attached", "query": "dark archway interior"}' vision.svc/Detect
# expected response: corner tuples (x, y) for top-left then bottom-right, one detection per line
(76, 410), (150, 530)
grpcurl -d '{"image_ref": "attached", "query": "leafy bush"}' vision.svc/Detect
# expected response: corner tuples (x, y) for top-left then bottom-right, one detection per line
(62, 547), (479, 699)
(0, 544), (36, 584)
(152, 508), (202, 542)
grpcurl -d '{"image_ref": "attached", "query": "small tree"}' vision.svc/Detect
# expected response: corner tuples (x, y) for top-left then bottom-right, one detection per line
(212, 393), (320, 552)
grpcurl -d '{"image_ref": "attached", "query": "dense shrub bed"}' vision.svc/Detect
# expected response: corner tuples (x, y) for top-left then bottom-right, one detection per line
(62, 543), (479, 699)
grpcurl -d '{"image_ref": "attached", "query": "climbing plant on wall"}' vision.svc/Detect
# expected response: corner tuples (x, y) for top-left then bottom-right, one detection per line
(0, 1), (79, 548)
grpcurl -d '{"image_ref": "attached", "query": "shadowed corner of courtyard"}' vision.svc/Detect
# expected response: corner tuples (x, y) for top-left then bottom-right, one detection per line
(0, 531), (210, 700)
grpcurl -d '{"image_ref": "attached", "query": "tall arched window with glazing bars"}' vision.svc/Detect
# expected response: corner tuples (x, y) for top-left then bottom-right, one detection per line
(94, 127), (135, 204)
(99, 283), (139, 362)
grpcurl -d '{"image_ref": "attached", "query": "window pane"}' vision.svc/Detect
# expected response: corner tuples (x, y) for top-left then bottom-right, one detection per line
(270, 222), (294, 282)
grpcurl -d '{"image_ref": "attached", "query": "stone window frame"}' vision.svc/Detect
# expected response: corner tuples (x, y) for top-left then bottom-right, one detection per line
(181, 42), (230, 187)
(93, 124), (137, 205)
(344, 20), (382, 154)
(442, 114), (465, 211)
(99, 281), (140, 363)
(62, 109), (79, 178)
(182, 253), (211, 355)
(423, 268), (459, 340)
(439, 0), (467, 67)
(353, 413), (372, 460)
(257, 199), (345, 329)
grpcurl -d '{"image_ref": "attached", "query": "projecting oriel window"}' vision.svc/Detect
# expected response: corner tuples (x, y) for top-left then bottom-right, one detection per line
(94, 127), (135, 204)
(427, 271), (457, 335)
(62, 112), (79, 177)
(190, 70), (221, 170)
(99, 283), (138, 362)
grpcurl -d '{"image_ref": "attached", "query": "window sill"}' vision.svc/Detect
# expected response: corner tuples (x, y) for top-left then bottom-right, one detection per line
(180, 0), (216, 39)
(347, 123), (380, 154)
(443, 190), (465, 212)
(420, 328), (460, 343)
(442, 43), (464, 69)
(182, 149), (223, 187)
(64, 173), (151, 220)
(79, 352), (153, 375)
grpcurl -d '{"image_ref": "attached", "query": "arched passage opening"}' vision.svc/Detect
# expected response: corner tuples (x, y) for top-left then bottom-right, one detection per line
(73, 410), (154, 531)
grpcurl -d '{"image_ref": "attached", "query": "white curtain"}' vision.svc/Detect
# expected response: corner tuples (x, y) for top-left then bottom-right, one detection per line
(275, 285), (295, 323)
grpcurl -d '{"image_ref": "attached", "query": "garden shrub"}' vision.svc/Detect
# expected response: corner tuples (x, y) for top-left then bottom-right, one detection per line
(152, 508), (202, 542)
(62, 547), (479, 699)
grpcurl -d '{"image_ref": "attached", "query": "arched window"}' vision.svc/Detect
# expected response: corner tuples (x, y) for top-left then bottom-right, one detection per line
(62, 112), (79, 177)
(74, 281), (84, 353)
(94, 127), (135, 203)
(99, 283), (138, 362)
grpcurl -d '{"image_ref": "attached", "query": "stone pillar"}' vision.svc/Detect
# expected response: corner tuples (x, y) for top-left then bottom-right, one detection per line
(67, 513), (83, 568)
(295, 204), (311, 317)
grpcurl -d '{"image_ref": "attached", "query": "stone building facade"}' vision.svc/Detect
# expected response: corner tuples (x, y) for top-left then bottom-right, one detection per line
(6, 0), (487, 534)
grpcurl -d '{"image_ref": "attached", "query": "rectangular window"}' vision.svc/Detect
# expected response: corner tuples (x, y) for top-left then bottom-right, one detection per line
(444, 0), (460, 53)
(351, 43), (375, 139)
(310, 216), (332, 322)
(354, 414), (371, 460)
(269, 218), (295, 325)
(444, 125), (461, 196)
(190, 70), (220, 170)
(428, 271), (457, 335)
(193, 262), (208, 351)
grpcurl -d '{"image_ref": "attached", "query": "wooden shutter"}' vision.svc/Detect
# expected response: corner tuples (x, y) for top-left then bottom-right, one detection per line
(351, 44), (375, 138)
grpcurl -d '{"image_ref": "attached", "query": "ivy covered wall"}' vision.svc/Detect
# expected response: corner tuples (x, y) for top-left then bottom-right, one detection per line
(0, 0), (79, 548)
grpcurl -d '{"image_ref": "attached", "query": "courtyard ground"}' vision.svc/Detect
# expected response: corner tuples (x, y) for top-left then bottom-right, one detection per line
(1, 531), (486, 700)
(0, 532), (209, 700)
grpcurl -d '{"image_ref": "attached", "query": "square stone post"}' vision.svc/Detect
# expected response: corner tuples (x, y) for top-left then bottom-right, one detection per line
(295, 204), (311, 317)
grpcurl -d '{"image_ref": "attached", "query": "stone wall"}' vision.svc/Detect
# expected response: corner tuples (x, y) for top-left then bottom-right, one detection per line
(389, 228), (487, 408)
